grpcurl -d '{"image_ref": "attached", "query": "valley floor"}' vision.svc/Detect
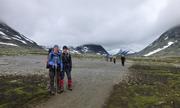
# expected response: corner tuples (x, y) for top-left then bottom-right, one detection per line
(104, 57), (180, 108)
(0, 55), (130, 108)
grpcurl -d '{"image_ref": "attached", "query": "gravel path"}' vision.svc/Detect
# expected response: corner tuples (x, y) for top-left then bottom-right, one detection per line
(0, 55), (131, 108)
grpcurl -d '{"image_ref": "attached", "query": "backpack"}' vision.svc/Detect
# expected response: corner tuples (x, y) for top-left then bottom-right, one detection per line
(46, 48), (53, 69)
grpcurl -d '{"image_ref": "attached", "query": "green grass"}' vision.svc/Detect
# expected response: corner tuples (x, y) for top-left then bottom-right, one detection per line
(0, 75), (49, 108)
(0, 47), (47, 56)
(128, 56), (180, 64)
(104, 57), (180, 108)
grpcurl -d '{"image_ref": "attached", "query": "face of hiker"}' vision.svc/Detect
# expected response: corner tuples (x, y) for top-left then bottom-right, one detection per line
(63, 48), (68, 53)
(54, 47), (59, 54)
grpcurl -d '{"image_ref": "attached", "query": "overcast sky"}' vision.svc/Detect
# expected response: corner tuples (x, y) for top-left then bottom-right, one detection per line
(0, 0), (180, 51)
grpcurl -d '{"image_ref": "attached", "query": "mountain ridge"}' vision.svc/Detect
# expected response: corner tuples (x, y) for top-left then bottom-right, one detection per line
(0, 22), (42, 49)
(137, 25), (180, 56)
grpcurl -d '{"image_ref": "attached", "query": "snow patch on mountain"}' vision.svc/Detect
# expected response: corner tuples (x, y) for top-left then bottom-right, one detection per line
(108, 49), (120, 55)
(11, 37), (27, 44)
(0, 42), (19, 47)
(144, 41), (175, 56)
(82, 47), (89, 53)
(0, 22), (42, 49)
(0, 31), (6, 35)
(1, 35), (11, 40)
(165, 36), (168, 40)
(13, 35), (22, 39)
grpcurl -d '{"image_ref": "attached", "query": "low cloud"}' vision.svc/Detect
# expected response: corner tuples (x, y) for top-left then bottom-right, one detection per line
(0, 0), (180, 51)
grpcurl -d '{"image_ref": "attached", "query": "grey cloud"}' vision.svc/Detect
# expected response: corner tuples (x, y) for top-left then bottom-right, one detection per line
(0, 0), (180, 51)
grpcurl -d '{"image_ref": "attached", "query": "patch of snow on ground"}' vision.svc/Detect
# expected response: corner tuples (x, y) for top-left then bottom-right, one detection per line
(144, 42), (174, 56)
(0, 42), (19, 47)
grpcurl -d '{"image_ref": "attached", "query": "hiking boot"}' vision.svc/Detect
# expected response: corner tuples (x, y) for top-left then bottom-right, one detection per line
(58, 80), (64, 93)
(49, 90), (55, 95)
(68, 80), (73, 91)
(57, 86), (64, 93)
(68, 85), (72, 91)
(60, 87), (64, 92)
(57, 89), (62, 93)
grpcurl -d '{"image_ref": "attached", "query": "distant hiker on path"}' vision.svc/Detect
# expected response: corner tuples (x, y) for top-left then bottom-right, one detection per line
(121, 55), (126, 66)
(48, 45), (63, 94)
(113, 56), (116, 64)
(61, 46), (73, 91)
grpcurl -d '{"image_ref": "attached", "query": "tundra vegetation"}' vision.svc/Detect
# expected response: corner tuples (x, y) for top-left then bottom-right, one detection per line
(105, 57), (180, 108)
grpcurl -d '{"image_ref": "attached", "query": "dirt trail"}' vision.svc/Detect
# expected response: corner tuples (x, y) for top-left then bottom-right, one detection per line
(0, 55), (131, 108)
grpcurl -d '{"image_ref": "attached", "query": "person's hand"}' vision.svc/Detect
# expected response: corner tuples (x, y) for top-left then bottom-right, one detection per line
(52, 63), (58, 69)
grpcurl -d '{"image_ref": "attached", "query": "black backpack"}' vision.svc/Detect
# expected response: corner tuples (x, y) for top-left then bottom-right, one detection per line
(46, 48), (53, 69)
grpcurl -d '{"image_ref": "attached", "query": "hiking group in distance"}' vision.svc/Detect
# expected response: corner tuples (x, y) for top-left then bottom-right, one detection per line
(106, 54), (126, 66)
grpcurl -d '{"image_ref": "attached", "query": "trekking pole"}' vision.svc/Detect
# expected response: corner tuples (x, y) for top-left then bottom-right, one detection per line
(54, 60), (58, 95)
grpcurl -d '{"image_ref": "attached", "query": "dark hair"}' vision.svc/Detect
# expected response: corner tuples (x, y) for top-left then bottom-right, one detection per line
(63, 46), (68, 50)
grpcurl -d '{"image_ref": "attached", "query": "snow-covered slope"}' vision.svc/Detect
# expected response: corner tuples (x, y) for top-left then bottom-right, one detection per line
(0, 22), (41, 49)
(138, 25), (180, 56)
(108, 49), (120, 55)
(108, 49), (135, 56)
(144, 42), (175, 56)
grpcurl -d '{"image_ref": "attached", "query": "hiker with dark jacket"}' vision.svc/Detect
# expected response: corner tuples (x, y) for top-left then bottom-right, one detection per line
(48, 45), (63, 94)
(121, 55), (126, 66)
(113, 56), (116, 64)
(61, 46), (72, 91)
